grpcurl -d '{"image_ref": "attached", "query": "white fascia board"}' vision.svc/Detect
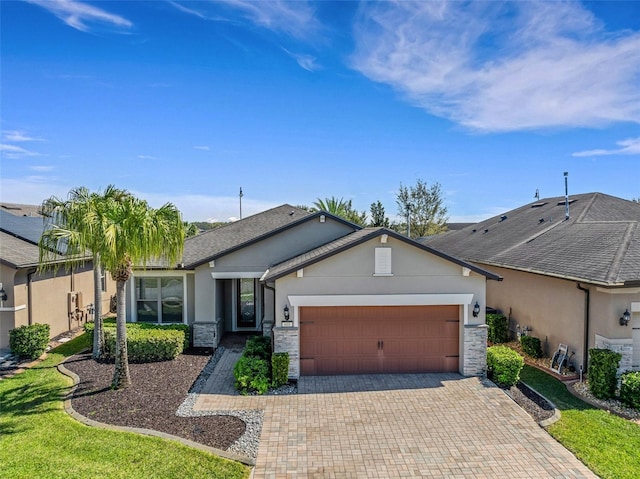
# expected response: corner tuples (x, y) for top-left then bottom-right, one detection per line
(288, 293), (474, 307)
(596, 287), (640, 295)
(211, 271), (265, 279)
(0, 304), (26, 312)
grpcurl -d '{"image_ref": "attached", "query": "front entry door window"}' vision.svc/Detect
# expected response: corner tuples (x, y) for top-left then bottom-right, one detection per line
(237, 278), (256, 328)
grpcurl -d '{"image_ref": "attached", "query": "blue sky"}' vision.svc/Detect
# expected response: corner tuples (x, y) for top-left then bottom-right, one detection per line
(1, 0), (639, 223)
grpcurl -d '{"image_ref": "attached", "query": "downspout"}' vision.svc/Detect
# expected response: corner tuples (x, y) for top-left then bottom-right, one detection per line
(27, 268), (37, 326)
(577, 283), (590, 371)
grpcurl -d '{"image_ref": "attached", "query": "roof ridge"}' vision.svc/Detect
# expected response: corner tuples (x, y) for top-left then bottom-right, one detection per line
(574, 192), (598, 223)
(607, 221), (638, 284)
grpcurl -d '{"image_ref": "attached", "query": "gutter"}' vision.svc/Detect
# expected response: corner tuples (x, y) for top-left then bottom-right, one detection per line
(577, 283), (590, 371)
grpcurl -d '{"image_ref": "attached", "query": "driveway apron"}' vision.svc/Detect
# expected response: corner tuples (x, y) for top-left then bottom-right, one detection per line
(194, 353), (597, 478)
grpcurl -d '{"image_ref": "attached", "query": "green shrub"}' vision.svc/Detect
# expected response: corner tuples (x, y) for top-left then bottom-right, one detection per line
(9, 323), (50, 359)
(487, 345), (524, 387)
(620, 371), (640, 410)
(233, 355), (269, 395)
(244, 335), (271, 360)
(85, 320), (189, 350)
(271, 352), (290, 388)
(520, 335), (543, 358)
(102, 328), (185, 363)
(588, 349), (621, 400)
(486, 313), (509, 344)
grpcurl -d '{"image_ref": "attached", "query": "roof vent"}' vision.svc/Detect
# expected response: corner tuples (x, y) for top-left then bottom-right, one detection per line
(500, 215), (507, 222)
(531, 202), (548, 208)
(539, 218), (545, 224)
(483, 229), (489, 234)
(289, 211), (295, 216)
(472, 228), (477, 233)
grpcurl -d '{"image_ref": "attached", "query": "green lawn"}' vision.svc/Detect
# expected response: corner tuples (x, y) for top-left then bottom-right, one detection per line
(0, 334), (250, 479)
(521, 365), (640, 479)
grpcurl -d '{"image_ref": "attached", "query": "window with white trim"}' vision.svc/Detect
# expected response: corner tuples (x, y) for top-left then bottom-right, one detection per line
(374, 247), (392, 275)
(135, 277), (184, 323)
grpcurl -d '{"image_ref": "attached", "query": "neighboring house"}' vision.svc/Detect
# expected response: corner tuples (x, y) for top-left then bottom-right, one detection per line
(0, 208), (113, 350)
(128, 204), (500, 378)
(423, 193), (640, 374)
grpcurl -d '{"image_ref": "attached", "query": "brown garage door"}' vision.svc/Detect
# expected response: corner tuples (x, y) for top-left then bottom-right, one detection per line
(299, 305), (459, 375)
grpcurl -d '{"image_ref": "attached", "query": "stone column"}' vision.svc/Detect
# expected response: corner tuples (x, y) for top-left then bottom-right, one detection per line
(273, 326), (299, 379)
(463, 324), (488, 376)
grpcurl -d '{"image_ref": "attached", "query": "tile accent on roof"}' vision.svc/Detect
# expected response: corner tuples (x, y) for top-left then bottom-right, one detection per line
(423, 193), (640, 286)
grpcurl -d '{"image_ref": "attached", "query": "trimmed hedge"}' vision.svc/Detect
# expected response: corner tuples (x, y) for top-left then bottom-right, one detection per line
(486, 313), (509, 344)
(9, 323), (50, 359)
(102, 328), (185, 363)
(620, 371), (640, 410)
(271, 352), (290, 388)
(520, 335), (543, 358)
(85, 319), (190, 350)
(233, 354), (270, 395)
(487, 345), (524, 387)
(244, 335), (271, 361)
(588, 348), (621, 400)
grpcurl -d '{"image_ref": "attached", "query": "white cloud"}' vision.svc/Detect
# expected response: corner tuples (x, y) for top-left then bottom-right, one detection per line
(0, 144), (40, 159)
(3, 130), (45, 142)
(351, 1), (640, 132)
(174, 0), (319, 39)
(572, 137), (640, 157)
(26, 0), (132, 33)
(0, 177), (71, 205)
(29, 165), (55, 172)
(137, 155), (158, 160)
(193, 145), (211, 151)
(282, 48), (321, 72)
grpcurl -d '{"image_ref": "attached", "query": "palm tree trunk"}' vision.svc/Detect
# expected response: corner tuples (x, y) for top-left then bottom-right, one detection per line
(92, 255), (104, 360)
(111, 279), (131, 389)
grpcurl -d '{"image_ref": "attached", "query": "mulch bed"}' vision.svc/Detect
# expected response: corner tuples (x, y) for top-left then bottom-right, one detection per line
(503, 382), (555, 423)
(63, 351), (245, 450)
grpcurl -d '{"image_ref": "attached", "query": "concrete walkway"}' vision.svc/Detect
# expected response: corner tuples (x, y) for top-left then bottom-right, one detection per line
(195, 348), (598, 478)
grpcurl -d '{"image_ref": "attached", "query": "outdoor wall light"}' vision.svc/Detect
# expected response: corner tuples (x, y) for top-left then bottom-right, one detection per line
(0, 287), (7, 302)
(620, 309), (631, 326)
(283, 305), (290, 321)
(472, 301), (480, 317)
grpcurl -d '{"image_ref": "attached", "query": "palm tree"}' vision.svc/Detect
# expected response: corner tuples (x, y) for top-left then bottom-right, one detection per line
(40, 186), (131, 360)
(40, 188), (184, 389)
(312, 196), (367, 226)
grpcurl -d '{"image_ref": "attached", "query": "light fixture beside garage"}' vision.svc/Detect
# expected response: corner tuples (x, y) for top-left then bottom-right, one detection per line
(283, 305), (293, 327)
(620, 309), (631, 326)
(472, 301), (480, 317)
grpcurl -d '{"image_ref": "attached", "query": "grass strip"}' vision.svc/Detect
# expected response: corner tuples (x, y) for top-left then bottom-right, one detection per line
(521, 365), (640, 479)
(0, 334), (250, 479)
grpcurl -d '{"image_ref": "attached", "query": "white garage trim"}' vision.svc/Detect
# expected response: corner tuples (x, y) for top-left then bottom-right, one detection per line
(287, 294), (475, 327)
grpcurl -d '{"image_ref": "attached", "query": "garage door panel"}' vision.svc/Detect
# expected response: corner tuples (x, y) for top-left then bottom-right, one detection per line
(300, 305), (460, 375)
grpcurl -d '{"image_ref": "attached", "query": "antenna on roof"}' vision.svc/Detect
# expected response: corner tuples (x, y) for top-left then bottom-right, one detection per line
(563, 172), (569, 220)
(239, 187), (243, 220)
(534, 189), (539, 200)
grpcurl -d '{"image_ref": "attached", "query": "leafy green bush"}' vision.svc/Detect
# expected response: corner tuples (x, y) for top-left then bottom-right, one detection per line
(588, 349), (621, 399)
(271, 352), (290, 387)
(619, 371), (640, 410)
(233, 355), (270, 395)
(102, 328), (185, 363)
(85, 320), (189, 350)
(520, 335), (543, 358)
(486, 313), (509, 344)
(487, 345), (524, 387)
(244, 335), (271, 360)
(9, 323), (50, 359)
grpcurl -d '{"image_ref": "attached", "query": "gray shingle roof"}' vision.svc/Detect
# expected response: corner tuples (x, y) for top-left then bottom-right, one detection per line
(0, 231), (66, 268)
(423, 193), (640, 286)
(181, 204), (316, 268)
(263, 227), (501, 282)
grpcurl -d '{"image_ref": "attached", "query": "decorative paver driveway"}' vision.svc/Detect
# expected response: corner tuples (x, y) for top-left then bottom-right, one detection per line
(195, 354), (597, 478)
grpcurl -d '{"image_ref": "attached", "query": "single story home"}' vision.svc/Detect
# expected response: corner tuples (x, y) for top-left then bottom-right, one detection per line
(128, 204), (501, 378)
(423, 192), (640, 374)
(0, 207), (114, 350)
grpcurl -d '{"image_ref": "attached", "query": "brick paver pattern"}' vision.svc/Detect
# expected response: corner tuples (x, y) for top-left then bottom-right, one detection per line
(195, 349), (598, 479)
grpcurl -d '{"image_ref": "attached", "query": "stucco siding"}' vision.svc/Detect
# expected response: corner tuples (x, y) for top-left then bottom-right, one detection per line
(484, 265), (639, 371)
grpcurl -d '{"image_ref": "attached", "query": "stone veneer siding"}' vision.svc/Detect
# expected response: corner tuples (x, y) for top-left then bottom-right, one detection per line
(463, 324), (488, 376)
(595, 334), (633, 375)
(274, 326), (299, 378)
(192, 321), (221, 349)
